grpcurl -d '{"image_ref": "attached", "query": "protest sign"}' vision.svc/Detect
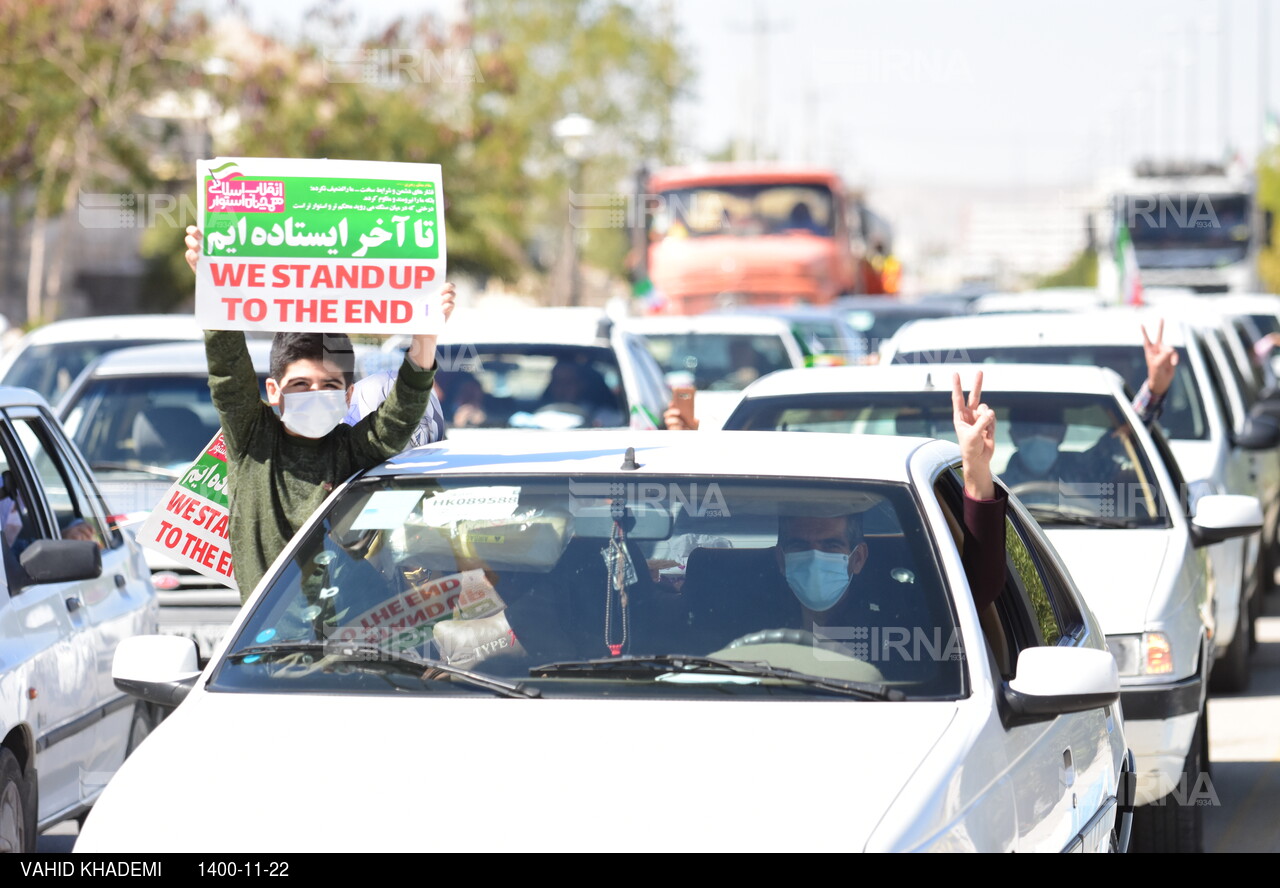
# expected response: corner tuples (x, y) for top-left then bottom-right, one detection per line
(328, 569), (507, 651)
(138, 432), (237, 593)
(195, 157), (447, 334)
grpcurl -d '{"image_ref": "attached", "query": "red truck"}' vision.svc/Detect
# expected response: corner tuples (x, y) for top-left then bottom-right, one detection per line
(642, 164), (890, 314)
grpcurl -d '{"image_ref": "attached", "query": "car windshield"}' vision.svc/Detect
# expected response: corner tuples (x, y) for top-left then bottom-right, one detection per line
(1, 339), (182, 405)
(61, 375), (264, 476)
(653, 183), (836, 238)
(1124, 193), (1251, 264)
(433, 347), (628, 430)
(642, 333), (794, 391)
(891, 345), (1209, 441)
(210, 475), (964, 700)
(791, 318), (851, 357)
(731, 391), (1172, 529)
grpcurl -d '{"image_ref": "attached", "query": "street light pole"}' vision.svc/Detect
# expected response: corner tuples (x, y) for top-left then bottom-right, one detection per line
(568, 155), (584, 307)
(553, 113), (595, 307)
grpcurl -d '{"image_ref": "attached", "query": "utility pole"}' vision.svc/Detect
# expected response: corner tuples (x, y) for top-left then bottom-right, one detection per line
(731, 0), (788, 162)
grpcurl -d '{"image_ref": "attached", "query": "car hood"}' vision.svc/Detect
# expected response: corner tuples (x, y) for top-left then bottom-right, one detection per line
(78, 690), (958, 852)
(1043, 529), (1172, 635)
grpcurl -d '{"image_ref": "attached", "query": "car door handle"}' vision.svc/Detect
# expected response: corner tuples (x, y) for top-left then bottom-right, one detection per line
(65, 597), (82, 613)
(114, 574), (127, 589)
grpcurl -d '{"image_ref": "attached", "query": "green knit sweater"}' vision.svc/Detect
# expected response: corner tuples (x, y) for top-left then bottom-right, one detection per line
(205, 330), (435, 601)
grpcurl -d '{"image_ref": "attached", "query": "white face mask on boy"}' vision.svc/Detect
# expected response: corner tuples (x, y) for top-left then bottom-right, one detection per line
(280, 390), (349, 438)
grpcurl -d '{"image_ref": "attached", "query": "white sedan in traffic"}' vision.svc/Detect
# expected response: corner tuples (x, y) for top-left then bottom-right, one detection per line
(723, 363), (1264, 852)
(81, 431), (1129, 852)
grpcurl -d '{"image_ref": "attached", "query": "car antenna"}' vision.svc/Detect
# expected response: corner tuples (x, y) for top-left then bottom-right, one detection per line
(924, 372), (934, 391)
(620, 446), (640, 470)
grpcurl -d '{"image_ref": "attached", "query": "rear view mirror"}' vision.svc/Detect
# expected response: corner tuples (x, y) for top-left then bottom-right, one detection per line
(19, 539), (102, 584)
(1234, 414), (1280, 451)
(1190, 494), (1264, 547)
(1003, 647), (1120, 726)
(113, 635), (201, 708)
(572, 504), (674, 540)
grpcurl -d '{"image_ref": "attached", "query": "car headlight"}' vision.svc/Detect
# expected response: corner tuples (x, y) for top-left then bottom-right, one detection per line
(1107, 632), (1174, 677)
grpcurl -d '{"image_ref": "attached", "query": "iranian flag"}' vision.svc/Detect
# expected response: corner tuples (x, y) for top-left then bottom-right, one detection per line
(1114, 221), (1143, 306)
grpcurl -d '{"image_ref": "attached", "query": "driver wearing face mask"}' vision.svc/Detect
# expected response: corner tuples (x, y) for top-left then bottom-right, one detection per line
(1001, 406), (1070, 491)
(774, 373), (1010, 639)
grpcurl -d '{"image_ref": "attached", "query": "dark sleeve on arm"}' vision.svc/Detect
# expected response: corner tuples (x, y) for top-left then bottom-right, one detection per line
(204, 330), (265, 455)
(962, 487), (1008, 613)
(349, 354), (437, 466)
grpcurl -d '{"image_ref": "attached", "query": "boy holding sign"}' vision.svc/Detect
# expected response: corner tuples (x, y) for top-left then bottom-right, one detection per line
(185, 225), (455, 600)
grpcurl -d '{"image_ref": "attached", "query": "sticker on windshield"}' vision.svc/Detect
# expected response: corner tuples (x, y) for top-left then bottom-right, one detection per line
(420, 486), (521, 526)
(351, 490), (425, 530)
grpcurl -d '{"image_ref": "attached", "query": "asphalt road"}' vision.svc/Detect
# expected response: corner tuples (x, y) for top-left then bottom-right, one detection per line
(1202, 588), (1280, 852)
(35, 593), (1280, 853)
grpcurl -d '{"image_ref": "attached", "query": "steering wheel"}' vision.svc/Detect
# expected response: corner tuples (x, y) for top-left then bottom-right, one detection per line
(723, 628), (862, 659)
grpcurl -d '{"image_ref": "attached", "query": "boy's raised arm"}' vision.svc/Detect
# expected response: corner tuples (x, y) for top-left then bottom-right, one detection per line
(186, 225), (264, 454)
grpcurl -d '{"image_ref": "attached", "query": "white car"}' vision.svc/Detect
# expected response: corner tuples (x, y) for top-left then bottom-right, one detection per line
(0, 314), (204, 408)
(82, 431), (1130, 852)
(618, 313), (808, 429)
(881, 309), (1277, 693)
(722, 363), (1264, 852)
(0, 386), (158, 852)
(55, 341), (273, 664)
(383, 306), (670, 436)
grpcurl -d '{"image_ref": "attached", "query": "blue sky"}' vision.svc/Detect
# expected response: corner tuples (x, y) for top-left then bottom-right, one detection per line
(234, 0), (1279, 190)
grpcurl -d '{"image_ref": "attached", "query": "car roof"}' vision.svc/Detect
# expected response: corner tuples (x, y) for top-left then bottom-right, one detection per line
(969, 288), (1113, 315)
(0, 385), (54, 411)
(618, 314), (797, 335)
(712, 305), (845, 321)
(9, 314), (204, 346)
(1142, 291), (1280, 319)
(648, 164), (844, 191)
(886, 307), (1190, 351)
(736, 363), (1127, 399)
(73, 339), (274, 376)
(371, 429), (936, 483)
(835, 296), (964, 315)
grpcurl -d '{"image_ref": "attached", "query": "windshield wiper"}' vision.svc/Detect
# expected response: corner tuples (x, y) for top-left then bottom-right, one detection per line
(226, 640), (541, 699)
(531, 655), (904, 701)
(1024, 507), (1139, 529)
(90, 460), (182, 479)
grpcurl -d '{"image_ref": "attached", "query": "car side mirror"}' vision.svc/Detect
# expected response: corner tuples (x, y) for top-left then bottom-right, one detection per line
(19, 539), (101, 584)
(1234, 413), (1280, 450)
(1002, 646), (1120, 727)
(1190, 494), (1264, 547)
(113, 635), (201, 708)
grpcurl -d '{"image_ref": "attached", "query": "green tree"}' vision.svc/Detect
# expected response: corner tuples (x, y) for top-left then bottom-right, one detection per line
(469, 0), (691, 288)
(0, 0), (206, 322)
(1035, 246), (1098, 289)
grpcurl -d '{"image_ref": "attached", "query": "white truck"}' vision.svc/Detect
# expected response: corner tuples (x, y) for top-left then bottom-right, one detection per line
(1100, 161), (1265, 295)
